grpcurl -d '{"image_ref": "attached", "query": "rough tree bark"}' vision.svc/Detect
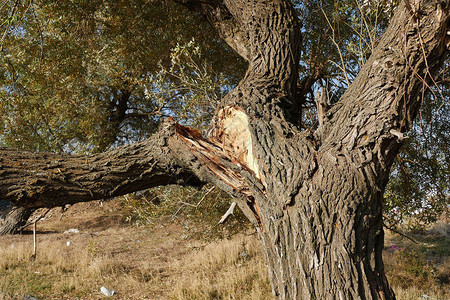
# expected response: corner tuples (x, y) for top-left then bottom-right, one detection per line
(0, 0), (448, 299)
(0, 205), (34, 235)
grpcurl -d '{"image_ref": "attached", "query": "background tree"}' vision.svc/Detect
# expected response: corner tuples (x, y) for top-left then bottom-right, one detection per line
(0, 0), (246, 152)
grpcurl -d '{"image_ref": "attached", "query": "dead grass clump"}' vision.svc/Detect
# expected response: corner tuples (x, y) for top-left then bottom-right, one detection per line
(384, 229), (450, 300)
(169, 234), (271, 300)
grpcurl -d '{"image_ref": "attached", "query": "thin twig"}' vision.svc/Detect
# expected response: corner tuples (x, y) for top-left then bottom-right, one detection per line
(195, 186), (215, 208)
(383, 224), (419, 245)
(171, 186), (215, 220)
(383, 222), (419, 244)
(320, 5), (350, 86)
(171, 204), (186, 220)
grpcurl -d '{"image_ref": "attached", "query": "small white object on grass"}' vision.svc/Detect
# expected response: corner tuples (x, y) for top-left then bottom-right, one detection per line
(66, 241), (71, 246)
(100, 286), (115, 297)
(64, 228), (79, 234)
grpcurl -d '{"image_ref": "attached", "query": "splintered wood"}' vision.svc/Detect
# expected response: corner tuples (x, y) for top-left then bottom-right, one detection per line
(175, 106), (261, 198)
(210, 106), (260, 179)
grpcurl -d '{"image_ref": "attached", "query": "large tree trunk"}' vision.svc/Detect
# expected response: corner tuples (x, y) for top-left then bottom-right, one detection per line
(201, 1), (447, 298)
(0, 0), (448, 299)
(257, 165), (390, 299)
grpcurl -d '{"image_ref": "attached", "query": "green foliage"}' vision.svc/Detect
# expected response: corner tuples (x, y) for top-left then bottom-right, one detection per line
(0, 0), (245, 153)
(144, 38), (234, 130)
(384, 93), (449, 228)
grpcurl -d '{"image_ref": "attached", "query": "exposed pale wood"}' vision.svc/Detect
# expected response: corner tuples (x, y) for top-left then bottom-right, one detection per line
(209, 106), (260, 179)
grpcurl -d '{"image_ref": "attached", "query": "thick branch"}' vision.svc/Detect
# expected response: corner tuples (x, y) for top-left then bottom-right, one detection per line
(326, 1), (450, 143)
(322, 0), (449, 164)
(178, 0), (250, 60)
(0, 119), (206, 209)
(0, 118), (262, 226)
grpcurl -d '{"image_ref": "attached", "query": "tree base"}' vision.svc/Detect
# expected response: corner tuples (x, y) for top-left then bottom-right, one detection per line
(0, 206), (34, 235)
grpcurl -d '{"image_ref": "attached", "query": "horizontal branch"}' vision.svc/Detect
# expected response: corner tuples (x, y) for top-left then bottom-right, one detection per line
(0, 118), (262, 227)
(0, 119), (206, 209)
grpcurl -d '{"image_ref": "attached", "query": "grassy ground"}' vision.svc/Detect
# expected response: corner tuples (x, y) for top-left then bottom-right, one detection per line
(0, 199), (448, 299)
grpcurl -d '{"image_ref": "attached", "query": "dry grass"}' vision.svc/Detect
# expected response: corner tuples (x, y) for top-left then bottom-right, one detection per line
(0, 200), (270, 300)
(169, 235), (271, 300)
(384, 226), (450, 300)
(0, 227), (174, 299)
(0, 200), (448, 299)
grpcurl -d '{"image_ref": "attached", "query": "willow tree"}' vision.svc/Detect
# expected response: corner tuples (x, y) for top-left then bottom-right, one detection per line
(1, 0), (448, 298)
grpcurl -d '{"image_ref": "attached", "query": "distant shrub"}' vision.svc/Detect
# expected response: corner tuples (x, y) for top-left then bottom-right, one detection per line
(120, 185), (250, 240)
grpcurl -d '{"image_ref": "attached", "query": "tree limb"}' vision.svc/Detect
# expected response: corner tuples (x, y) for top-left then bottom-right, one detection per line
(0, 118), (262, 225)
(321, 0), (449, 167)
(0, 118), (206, 208)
